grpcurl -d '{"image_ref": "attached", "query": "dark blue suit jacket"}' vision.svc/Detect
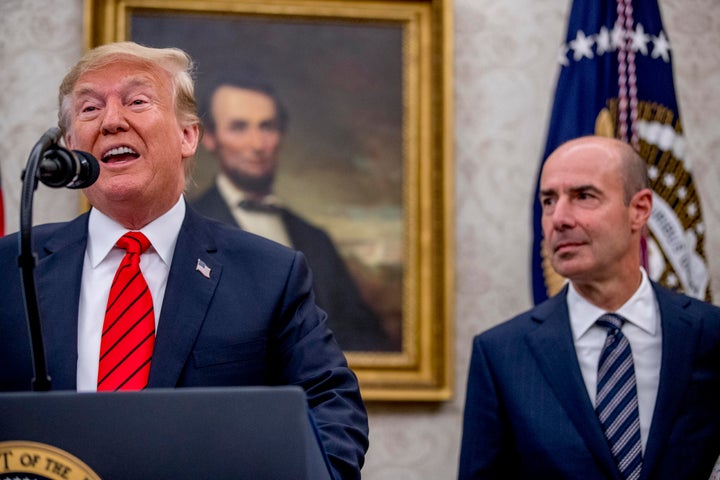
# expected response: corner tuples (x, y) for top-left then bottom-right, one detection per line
(459, 284), (720, 479)
(192, 184), (394, 351)
(0, 206), (368, 480)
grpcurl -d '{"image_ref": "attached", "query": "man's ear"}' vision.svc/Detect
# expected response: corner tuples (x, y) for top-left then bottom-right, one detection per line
(180, 123), (200, 159)
(201, 130), (217, 152)
(629, 188), (653, 232)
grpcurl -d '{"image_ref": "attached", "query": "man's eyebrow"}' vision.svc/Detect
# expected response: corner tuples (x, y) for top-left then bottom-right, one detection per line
(73, 85), (101, 99)
(571, 184), (602, 194)
(539, 184), (602, 199)
(228, 119), (249, 127)
(259, 118), (280, 127)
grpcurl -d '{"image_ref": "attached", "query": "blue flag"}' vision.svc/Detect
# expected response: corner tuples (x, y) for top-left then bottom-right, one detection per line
(532, 0), (710, 303)
(0, 165), (4, 237)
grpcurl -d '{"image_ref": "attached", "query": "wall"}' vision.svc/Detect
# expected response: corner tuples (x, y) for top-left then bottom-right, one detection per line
(1, 0), (718, 478)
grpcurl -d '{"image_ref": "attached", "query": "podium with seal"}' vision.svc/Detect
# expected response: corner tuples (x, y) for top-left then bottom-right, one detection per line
(0, 386), (333, 479)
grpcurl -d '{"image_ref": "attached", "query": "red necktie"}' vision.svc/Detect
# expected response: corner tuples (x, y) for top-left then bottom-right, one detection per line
(97, 232), (156, 391)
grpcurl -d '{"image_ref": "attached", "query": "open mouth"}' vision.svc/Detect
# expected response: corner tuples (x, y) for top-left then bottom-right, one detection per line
(102, 146), (139, 163)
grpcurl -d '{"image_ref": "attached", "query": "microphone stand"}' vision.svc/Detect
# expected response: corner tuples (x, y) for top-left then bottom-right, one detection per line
(18, 127), (64, 391)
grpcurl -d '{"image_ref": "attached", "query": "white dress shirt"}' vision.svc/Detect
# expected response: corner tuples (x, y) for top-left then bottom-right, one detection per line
(76, 196), (185, 391)
(215, 173), (292, 248)
(568, 268), (662, 453)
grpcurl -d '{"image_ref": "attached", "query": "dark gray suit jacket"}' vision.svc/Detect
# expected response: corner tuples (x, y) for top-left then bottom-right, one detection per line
(459, 283), (720, 479)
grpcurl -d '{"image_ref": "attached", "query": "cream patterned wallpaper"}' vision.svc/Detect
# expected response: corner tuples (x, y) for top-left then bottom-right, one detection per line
(1, 0), (718, 478)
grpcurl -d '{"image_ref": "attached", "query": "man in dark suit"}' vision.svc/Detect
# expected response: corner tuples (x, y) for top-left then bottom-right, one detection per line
(0, 42), (367, 480)
(192, 77), (393, 351)
(458, 136), (720, 479)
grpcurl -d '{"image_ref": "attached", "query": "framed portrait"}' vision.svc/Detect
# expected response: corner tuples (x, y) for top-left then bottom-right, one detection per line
(85, 0), (454, 401)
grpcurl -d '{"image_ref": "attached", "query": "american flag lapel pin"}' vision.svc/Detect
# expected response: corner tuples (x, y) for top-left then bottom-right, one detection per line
(195, 258), (211, 279)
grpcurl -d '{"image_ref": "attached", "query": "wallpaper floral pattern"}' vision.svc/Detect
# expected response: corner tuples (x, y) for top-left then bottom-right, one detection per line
(1, 0), (718, 478)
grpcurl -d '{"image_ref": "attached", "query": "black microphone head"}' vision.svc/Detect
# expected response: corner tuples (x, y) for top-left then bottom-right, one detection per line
(68, 150), (100, 189)
(38, 147), (100, 189)
(38, 149), (75, 188)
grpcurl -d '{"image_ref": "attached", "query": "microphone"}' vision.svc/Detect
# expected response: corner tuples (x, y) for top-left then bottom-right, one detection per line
(39, 146), (100, 189)
(19, 127), (102, 391)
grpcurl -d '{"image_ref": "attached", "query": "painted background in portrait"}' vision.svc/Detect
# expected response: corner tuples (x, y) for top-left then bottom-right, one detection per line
(132, 12), (404, 349)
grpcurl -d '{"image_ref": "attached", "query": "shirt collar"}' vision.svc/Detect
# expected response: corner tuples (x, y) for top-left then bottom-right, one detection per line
(87, 196), (186, 267)
(568, 268), (658, 340)
(216, 173), (283, 208)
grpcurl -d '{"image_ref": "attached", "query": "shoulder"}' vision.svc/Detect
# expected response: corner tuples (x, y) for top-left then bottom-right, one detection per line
(0, 220), (77, 246)
(184, 208), (301, 270)
(472, 311), (534, 349)
(474, 299), (551, 344)
(652, 282), (720, 339)
(472, 289), (568, 346)
(0, 215), (87, 259)
(189, 209), (294, 254)
(281, 208), (332, 237)
(652, 282), (720, 316)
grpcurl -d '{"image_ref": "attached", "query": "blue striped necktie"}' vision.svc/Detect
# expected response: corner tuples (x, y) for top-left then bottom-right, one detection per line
(595, 313), (643, 480)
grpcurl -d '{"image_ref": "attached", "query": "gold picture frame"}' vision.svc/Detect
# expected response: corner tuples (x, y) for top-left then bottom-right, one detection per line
(85, 0), (454, 401)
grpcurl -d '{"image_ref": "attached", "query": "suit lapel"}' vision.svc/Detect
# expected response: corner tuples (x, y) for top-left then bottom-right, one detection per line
(641, 284), (698, 479)
(34, 214), (90, 389)
(525, 290), (618, 478)
(147, 208), (221, 387)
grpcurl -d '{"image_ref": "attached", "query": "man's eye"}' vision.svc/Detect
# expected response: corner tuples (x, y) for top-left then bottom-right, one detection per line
(260, 122), (279, 132)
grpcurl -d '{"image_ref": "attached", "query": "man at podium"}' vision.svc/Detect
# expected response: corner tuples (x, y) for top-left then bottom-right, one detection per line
(0, 41), (368, 480)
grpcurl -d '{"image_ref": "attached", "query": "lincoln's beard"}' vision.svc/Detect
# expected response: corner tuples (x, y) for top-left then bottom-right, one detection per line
(225, 168), (275, 196)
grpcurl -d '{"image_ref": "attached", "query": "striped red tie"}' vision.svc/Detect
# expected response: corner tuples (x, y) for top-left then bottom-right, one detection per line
(97, 232), (155, 391)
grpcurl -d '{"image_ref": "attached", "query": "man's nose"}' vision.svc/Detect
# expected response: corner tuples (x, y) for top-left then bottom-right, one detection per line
(101, 99), (129, 135)
(551, 197), (575, 230)
(248, 128), (265, 150)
